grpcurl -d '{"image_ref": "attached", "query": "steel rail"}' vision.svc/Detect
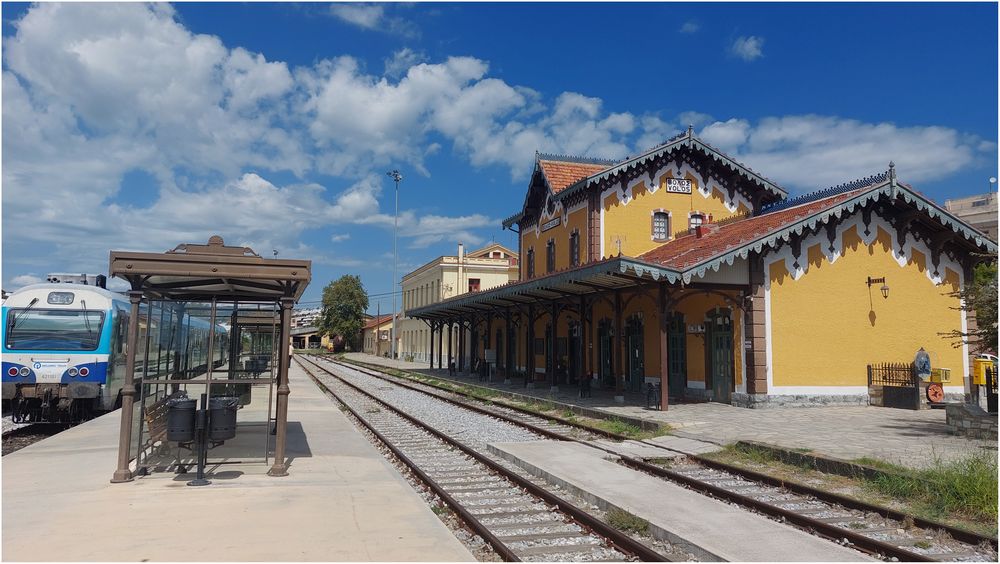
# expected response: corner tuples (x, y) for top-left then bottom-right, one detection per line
(299, 355), (671, 562)
(295, 357), (520, 561)
(326, 356), (998, 558)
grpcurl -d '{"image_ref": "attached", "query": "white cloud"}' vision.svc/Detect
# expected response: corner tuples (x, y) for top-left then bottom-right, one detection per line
(9, 274), (43, 289)
(331, 233), (352, 243)
(384, 48), (426, 78)
(328, 3), (418, 38)
(698, 115), (989, 190)
(329, 4), (384, 29)
(679, 21), (700, 33)
(731, 36), (764, 61)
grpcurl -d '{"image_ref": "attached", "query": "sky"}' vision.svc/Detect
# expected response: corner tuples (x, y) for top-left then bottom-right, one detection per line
(2, 2), (997, 313)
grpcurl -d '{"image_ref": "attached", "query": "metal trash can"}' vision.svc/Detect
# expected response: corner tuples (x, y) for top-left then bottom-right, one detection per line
(208, 396), (239, 441)
(166, 397), (197, 442)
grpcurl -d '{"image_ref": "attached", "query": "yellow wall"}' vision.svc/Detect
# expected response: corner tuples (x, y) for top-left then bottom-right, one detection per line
(768, 224), (964, 387)
(520, 204), (589, 278)
(602, 171), (750, 258)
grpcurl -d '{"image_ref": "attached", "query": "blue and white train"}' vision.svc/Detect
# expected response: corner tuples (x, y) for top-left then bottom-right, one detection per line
(2, 282), (228, 422)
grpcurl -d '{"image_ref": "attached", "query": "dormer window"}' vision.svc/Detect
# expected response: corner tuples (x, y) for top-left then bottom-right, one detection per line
(689, 213), (705, 232)
(652, 211), (670, 242)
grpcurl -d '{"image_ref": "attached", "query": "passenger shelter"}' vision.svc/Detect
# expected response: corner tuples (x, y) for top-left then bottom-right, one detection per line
(108, 235), (310, 482)
(408, 128), (997, 410)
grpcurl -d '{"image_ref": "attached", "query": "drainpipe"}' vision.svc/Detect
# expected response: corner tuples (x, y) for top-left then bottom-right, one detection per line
(457, 242), (465, 295)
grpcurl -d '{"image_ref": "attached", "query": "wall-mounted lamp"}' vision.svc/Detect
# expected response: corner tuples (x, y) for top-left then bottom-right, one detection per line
(867, 276), (889, 299)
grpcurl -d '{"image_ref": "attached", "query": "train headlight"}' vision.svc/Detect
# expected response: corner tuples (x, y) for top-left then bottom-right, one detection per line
(68, 367), (79, 377)
(18, 367), (30, 377)
(7, 367), (17, 377)
(79, 367), (90, 377)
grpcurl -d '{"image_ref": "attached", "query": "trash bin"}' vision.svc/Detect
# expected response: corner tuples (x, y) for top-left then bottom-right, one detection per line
(167, 397), (197, 442)
(208, 396), (239, 441)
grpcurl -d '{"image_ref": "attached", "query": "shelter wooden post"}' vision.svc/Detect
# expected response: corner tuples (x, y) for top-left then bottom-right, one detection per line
(268, 296), (295, 477)
(580, 294), (588, 388)
(658, 283), (670, 411)
(447, 323), (453, 372)
(111, 290), (143, 483)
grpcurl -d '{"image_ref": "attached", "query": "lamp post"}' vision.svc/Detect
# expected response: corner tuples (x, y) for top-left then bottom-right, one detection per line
(387, 169), (403, 362)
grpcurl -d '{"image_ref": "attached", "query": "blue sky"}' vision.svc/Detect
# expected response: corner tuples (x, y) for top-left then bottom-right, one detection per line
(2, 2), (997, 312)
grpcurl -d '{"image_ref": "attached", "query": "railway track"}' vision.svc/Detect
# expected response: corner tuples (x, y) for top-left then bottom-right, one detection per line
(315, 356), (998, 562)
(1, 422), (67, 455)
(296, 355), (671, 562)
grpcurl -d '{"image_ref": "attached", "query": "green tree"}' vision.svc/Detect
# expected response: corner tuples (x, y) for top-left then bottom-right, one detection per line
(318, 275), (369, 351)
(944, 259), (997, 354)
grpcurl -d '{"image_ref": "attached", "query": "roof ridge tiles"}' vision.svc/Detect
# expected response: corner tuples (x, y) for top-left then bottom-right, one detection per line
(760, 170), (890, 215)
(536, 153), (620, 166)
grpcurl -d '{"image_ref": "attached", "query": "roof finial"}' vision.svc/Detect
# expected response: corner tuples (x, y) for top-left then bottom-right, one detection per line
(687, 124), (694, 138)
(888, 161), (898, 197)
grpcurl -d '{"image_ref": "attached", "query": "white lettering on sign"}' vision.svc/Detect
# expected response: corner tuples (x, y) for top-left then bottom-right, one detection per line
(665, 178), (693, 194)
(541, 217), (561, 231)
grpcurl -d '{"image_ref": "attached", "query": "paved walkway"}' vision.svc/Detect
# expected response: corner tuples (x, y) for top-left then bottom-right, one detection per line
(346, 353), (995, 468)
(2, 362), (473, 561)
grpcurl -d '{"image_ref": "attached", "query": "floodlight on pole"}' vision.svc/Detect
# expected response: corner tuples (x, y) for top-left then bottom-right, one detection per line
(386, 169), (403, 360)
(989, 177), (997, 192)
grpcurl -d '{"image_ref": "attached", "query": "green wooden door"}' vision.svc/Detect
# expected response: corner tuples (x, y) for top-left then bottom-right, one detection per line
(707, 311), (733, 404)
(667, 313), (687, 398)
(626, 316), (644, 393)
(598, 320), (613, 388)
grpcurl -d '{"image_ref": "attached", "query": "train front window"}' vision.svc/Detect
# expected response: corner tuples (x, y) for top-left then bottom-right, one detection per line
(5, 309), (105, 351)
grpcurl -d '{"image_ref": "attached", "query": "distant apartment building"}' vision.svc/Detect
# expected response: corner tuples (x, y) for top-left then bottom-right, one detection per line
(397, 243), (518, 363)
(291, 307), (321, 328)
(945, 192), (998, 241)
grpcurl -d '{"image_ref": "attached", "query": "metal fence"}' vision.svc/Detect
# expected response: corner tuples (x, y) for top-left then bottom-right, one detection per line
(868, 362), (920, 410)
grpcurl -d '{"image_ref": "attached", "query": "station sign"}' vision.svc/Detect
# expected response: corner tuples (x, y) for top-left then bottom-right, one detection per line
(541, 217), (561, 232)
(665, 178), (693, 194)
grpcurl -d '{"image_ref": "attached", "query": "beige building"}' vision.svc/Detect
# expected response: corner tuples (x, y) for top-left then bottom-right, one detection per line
(945, 191), (997, 241)
(361, 314), (394, 357)
(398, 243), (518, 364)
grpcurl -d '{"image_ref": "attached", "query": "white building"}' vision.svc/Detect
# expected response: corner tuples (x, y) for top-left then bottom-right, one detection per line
(397, 243), (518, 364)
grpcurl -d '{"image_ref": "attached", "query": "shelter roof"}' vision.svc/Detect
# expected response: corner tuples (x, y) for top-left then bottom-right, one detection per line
(109, 235), (311, 302)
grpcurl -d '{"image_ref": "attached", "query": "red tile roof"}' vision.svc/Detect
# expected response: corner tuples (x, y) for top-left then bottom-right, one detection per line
(362, 314), (393, 330)
(639, 187), (874, 270)
(538, 160), (612, 193)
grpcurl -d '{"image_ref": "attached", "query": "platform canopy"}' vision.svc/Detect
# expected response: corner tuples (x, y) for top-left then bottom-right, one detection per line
(109, 235), (310, 301)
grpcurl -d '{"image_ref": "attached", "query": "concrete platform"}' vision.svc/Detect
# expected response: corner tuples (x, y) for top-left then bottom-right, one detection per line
(489, 441), (870, 562)
(2, 361), (473, 561)
(588, 435), (722, 459)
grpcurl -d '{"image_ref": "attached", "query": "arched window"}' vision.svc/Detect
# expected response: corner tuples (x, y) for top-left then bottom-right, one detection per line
(569, 231), (580, 267)
(546, 239), (556, 272)
(689, 213), (705, 231)
(652, 211), (670, 241)
(527, 248), (535, 278)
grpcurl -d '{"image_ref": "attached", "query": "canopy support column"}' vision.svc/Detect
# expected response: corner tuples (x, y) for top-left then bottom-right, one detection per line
(268, 296), (294, 477)
(614, 290), (624, 402)
(447, 322), (453, 373)
(504, 309), (513, 383)
(437, 321), (443, 370)
(526, 305), (535, 387)
(658, 283), (670, 411)
(458, 318), (466, 373)
(429, 322), (435, 369)
(111, 290), (143, 483)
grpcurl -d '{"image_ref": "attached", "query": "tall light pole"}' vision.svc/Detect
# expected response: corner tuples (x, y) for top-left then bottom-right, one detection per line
(387, 169), (403, 361)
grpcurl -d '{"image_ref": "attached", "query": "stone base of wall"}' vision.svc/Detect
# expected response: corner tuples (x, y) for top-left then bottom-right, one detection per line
(683, 387), (712, 402)
(731, 392), (869, 409)
(945, 403), (998, 440)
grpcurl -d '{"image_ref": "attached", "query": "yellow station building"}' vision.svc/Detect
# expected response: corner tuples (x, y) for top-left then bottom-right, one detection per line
(408, 129), (997, 408)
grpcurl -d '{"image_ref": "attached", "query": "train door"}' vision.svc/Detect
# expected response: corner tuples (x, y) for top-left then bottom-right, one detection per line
(668, 312), (687, 398)
(626, 314), (644, 393)
(707, 309), (734, 404)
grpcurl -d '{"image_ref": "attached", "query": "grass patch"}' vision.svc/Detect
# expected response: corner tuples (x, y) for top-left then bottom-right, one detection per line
(606, 508), (649, 535)
(703, 443), (998, 537)
(860, 451), (998, 523)
(594, 417), (669, 440)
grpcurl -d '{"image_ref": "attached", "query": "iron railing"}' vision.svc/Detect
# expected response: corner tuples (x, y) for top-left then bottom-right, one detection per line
(867, 362), (917, 388)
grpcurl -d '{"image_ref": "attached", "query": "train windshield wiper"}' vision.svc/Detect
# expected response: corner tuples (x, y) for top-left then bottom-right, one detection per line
(9, 297), (39, 331)
(81, 300), (93, 336)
